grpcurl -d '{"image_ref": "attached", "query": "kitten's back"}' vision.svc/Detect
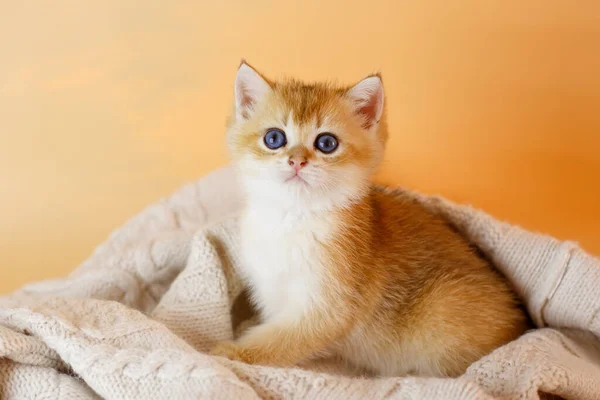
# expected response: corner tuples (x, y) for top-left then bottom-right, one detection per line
(331, 186), (531, 377)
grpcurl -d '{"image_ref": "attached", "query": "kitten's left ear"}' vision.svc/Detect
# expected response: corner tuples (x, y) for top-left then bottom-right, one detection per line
(346, 75), (384, 131)
(234, 61), (272, 121)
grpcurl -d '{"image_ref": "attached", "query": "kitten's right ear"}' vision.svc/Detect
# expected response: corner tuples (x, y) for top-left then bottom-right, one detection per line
(234, 61), (272, 121)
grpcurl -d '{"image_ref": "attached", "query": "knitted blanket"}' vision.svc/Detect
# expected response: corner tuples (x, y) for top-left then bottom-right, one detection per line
(1, 167), (599, 400)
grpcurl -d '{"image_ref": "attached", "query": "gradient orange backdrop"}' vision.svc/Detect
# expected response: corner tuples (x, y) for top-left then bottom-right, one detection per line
(1, 1), (599, 294)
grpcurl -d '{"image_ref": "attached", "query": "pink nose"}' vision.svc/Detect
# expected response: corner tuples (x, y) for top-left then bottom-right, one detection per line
(288, 157), (307, 172)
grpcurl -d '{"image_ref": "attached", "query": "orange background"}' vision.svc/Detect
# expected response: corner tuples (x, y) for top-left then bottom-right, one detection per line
(1, 1), (599, 294)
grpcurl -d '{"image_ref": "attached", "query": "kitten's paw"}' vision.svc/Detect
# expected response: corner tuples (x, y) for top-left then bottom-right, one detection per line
(209, 340), (247, 362)
(210, 341), (281, 366)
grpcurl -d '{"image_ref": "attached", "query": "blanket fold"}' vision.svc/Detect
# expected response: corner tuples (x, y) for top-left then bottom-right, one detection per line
(1, 166), (599, 400)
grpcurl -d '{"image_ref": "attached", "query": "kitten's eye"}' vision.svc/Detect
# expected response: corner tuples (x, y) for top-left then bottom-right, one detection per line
(263, 129), (287, 150)
(315, 133), (339, 154)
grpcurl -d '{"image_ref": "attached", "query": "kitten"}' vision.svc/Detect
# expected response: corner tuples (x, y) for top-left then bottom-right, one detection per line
(210, 61), (530, 377)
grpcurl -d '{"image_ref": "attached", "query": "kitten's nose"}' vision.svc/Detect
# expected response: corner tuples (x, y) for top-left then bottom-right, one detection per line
(288, 156), (307, 172)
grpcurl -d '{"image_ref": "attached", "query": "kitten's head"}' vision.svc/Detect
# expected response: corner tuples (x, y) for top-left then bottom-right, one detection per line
(227, 61), (387, 210)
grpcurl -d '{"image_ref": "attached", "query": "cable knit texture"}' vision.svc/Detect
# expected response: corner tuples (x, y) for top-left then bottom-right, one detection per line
(1, 166), (599, 400)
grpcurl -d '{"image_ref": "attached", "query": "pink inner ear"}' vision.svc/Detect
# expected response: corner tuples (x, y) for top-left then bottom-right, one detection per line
(355, 91), (380, 130)
(237, 84), (254, 119)
(238, 84), (253, 107)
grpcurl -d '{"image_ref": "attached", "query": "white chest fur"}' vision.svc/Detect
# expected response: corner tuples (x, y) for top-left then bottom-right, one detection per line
(239, 205), (332, 322)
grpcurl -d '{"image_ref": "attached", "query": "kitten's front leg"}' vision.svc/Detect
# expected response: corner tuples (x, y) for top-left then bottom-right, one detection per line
(210, 307), (351, 366)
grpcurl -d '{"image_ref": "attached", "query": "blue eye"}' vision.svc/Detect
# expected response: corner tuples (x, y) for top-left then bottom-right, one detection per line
(264, 129), (287, 149)
(315, 133), (339, 154)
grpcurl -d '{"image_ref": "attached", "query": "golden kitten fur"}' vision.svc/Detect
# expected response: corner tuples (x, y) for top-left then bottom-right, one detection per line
(210, 61), (529, 377)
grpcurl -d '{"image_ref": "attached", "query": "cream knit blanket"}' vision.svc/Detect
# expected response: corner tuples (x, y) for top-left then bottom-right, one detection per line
(1, 166), (599, 400)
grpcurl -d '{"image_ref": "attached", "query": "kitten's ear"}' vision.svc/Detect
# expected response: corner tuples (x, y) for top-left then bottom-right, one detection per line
(235, 61), (272, 121)
(346, 75), (384, 131)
